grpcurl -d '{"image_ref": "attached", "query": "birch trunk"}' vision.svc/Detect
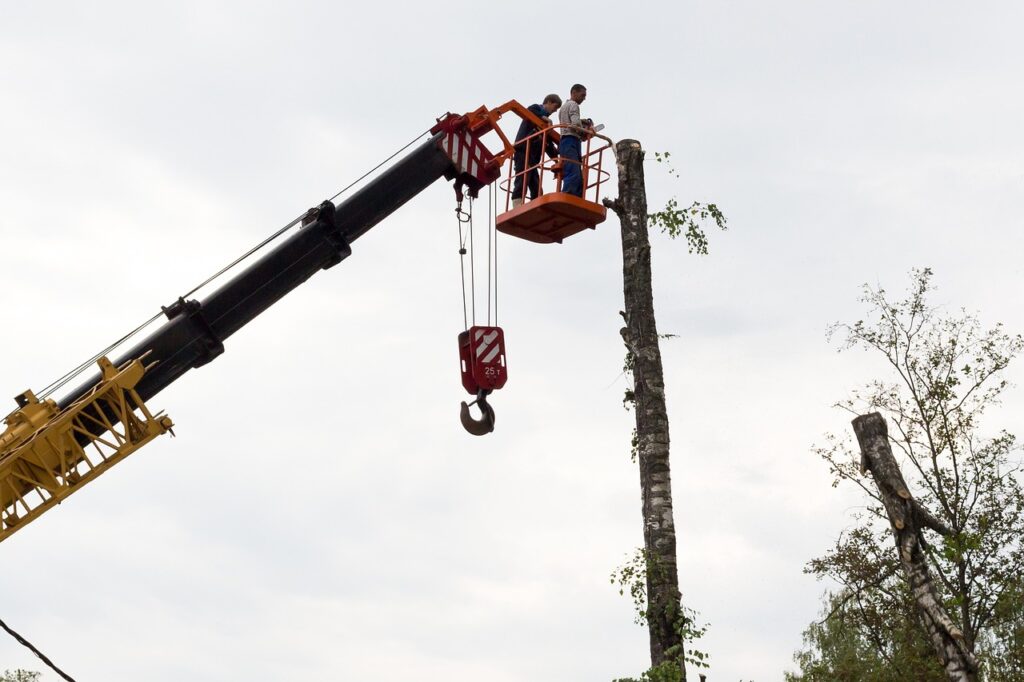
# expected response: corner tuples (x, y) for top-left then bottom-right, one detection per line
(606, 139), (686, 676)
(851, 412), (980, 682)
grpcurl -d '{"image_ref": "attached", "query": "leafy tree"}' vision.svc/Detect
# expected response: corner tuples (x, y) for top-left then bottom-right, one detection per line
(786, 591), (944, 681)
(792, 268), (1024, 677)
(648, 151), (726, 255)
(1, 671), (41, 682)
(610, 548), (710, 681)
(979, 577), (1024, 680)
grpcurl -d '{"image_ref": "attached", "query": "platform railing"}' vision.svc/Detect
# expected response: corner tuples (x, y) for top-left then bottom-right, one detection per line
(500, 124), (613, 211)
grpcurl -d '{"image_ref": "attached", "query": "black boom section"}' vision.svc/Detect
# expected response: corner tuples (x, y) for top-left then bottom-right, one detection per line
(59, 134), (454, 409)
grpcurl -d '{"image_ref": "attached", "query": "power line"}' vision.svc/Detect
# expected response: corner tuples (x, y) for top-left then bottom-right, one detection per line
(0, 616), (76, 682)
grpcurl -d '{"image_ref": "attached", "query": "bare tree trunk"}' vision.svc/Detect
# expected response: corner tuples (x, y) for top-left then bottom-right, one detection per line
(606, 139), (686, 677)
(851, 413), (980, 682)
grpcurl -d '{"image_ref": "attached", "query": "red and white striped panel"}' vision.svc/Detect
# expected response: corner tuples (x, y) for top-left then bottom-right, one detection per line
(474, 328), (502, 364)
(466, 325), (506, 390)
(441, 131), (495, 187)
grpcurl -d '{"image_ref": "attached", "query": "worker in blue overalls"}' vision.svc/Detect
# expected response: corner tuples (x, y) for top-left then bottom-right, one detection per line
(557, 84), (590, 198)
(511, 94), (562, 207)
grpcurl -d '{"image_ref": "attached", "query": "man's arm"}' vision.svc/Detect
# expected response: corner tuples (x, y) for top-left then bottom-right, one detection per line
(545, 137), (558, 159)
(528, 103), (552, 125)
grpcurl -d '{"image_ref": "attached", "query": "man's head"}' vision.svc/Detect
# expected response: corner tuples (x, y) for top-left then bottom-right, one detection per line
(542, 93), (562, 114)
(570, 84), (587, 104)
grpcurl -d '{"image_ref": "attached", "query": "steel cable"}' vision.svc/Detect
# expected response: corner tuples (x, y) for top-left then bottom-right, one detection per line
(468, 197), (476, 327)
(455, 205), (470, 330)
(35, 127), (432, 400)
(493, 186), (499, 326)
(486, 186), (491, 326)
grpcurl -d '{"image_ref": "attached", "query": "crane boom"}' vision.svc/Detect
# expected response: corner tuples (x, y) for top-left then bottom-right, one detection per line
(0, 101), (612, 545)
(0, 111), (504, 544)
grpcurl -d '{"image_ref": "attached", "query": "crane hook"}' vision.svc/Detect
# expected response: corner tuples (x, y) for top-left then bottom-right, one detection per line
(460, 390), (495, 436)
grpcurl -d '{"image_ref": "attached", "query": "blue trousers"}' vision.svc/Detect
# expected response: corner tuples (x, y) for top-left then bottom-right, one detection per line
(559, 136), (583, 197)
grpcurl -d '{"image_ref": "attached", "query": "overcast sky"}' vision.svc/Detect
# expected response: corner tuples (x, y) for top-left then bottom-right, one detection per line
(2, 2), (1024, 680)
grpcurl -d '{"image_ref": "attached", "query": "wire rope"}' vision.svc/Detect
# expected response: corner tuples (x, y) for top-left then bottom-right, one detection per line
(493, 186), (499, 326)
(35, 127), (432, 399)
(38, 310), (165, 399)
(468, 197), (476, 327)
(181, 127), (432, 302)
(486, 185), (492, 326)
(456, 204), (470, 330)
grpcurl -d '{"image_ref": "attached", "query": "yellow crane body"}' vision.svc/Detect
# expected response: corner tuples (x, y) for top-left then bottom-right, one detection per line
(0, 356), (172, 543)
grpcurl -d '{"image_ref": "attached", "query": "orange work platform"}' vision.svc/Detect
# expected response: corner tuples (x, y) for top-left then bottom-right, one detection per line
(490, 119), (613, 245)
(496, 192), (607, 244)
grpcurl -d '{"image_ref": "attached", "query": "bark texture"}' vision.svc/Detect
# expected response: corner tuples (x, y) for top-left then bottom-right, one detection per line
(606, 139), (685, 675)
(852, 412), (980, 682)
